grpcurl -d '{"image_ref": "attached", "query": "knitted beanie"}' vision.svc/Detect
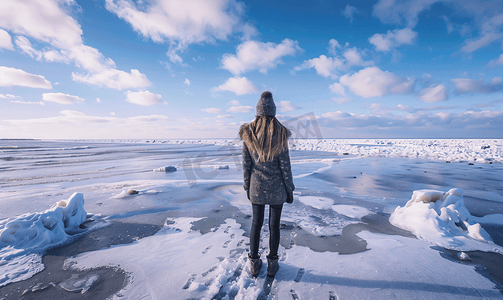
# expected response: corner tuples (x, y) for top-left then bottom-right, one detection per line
(256, 91), (276, 117)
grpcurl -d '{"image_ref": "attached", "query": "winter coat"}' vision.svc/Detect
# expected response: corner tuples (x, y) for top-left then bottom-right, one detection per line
(241, 138), (295, 205)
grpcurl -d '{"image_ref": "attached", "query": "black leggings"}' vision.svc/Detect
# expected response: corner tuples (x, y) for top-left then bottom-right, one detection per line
(249, 204), (283, 259)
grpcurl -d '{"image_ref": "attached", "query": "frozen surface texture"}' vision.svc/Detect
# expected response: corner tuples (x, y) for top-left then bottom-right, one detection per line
(390, 188), (503, 253)
(0, 193), (87, 287)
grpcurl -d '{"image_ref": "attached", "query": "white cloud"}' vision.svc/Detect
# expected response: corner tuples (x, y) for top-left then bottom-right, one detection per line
(0, 0), (83, 49)
(14, 36), (42, 59)
(487, 53), (503, 66)
(339, 67), (414, 98)
(418, 84), (448, 102)
(328, 39), (342, 55)
(184, 78), (190, 86)
(10, 100), (44, 105)
(460, 13), (503, 53)
(42, 92), (84, 104)
(0, 29), (13, 50)
(372, 0), (503, 54)
(105, 0), (254, 64)
(228, 100), (240, 106)
(125, 90), (164, 106)
(342, 5), (358, 23)
(369, 28), (418, 52)
(202, 108), (223, 114)
(227, 105), (253, 113)
(211, 76), (258, 95)
(319, 108), (503, 137)
(72, 69), (151, 90)
(221, 39), (302, 75)
(0, 0), (150, 90)
(329, 82), (346, 95)
(372, 0), (442, 28)
(110, 112), (115, 116)
(277, 101), (298, 112)
(0, 66), (52, 89)
(96, 97), (101, 103)
(451, 77), (503, 94)
(294, 55), (344, 79)
(0, 94), (16, 99)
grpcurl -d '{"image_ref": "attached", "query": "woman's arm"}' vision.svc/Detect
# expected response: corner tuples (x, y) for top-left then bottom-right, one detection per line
(278, 147), (295, 192)
(242, 142), (252, 192)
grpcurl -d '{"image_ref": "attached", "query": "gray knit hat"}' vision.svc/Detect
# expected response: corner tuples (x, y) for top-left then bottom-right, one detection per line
(256, 91), (276, 117)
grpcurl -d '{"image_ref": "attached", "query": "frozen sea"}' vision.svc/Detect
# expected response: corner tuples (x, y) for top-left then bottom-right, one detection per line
(0, 138), (502, 299)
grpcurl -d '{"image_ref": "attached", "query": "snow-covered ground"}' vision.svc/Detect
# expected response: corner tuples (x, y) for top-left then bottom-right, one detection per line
(1, 139), (502, 299)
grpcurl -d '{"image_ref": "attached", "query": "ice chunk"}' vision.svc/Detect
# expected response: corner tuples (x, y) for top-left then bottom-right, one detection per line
(332, 205), (373, 219)
(59, 273), (100, 294)
(390, 188), (502, 253)
(0, 193), (87, 287)
(153, 166), (177, 172)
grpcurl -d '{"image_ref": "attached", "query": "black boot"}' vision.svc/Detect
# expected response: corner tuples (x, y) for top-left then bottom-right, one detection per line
(249, 254), (262, 277)
(267, 255), (279, 277)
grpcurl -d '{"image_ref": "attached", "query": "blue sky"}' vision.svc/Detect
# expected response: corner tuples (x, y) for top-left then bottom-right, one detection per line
(0, 0), (502, 139)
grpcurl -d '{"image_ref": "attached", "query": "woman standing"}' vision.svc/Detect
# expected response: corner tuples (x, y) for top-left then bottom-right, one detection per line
(239, 91), (295, 278)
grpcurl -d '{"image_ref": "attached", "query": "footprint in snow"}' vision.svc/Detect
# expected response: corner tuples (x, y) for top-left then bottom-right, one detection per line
(294, 268), (305, 282)
(290, 289), (300, 300)
(224, 226), (231, 234)
(230, 233), (235, 239)
(222, 240), (231, 248)
(202, 245), (213, 254)
(182, 274), (196, 290)
(237, 239), (245, 247)
(202, 266), (217, 277)
(329, 290), (338, 300)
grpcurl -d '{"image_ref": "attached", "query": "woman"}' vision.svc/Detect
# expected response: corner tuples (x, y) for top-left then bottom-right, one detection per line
(239, 91), (295, 278)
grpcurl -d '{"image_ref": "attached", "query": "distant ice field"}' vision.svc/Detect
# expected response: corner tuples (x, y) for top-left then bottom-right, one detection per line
(1, 139), (502, 298)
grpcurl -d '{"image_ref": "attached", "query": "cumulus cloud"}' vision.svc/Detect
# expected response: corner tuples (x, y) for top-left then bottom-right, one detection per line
(0, 29), (13, 50)
(451, 77), (503, 94)
(369, 28), (418, 52)
(294, 55), (343, 79)
(328, 39), (342, 55)
(221, 39), (302, 75)
(228, 100), (240, 106)
(202, 108), (223, 114)
(372, 0), (443, 28)
(418, 84), (448, 102)
(72, 69), (151, 90)
(339, 67), (414, 98)
(227, 105), (253, 113)
(42, 92), (84, 104)
(277, 101), (298, 112)
(0, 0), (150, 90)
(0, 66), (52, 89)
(342, 5), (358, 23)
(125, 90), (164, 106)
(329, 82), (346, 95)
(105, 0), (254, 64)
(211, 76), (258, 95)
(487, 53), (503, 66)
(184, 78), (190, 86)
(294, 42), (372, 78)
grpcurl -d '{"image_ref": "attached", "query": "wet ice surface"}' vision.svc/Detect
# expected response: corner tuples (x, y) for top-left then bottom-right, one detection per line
(1, 139), (503, 299)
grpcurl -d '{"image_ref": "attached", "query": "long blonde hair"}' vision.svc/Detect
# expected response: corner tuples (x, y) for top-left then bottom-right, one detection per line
(239, 116), (291, 162)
